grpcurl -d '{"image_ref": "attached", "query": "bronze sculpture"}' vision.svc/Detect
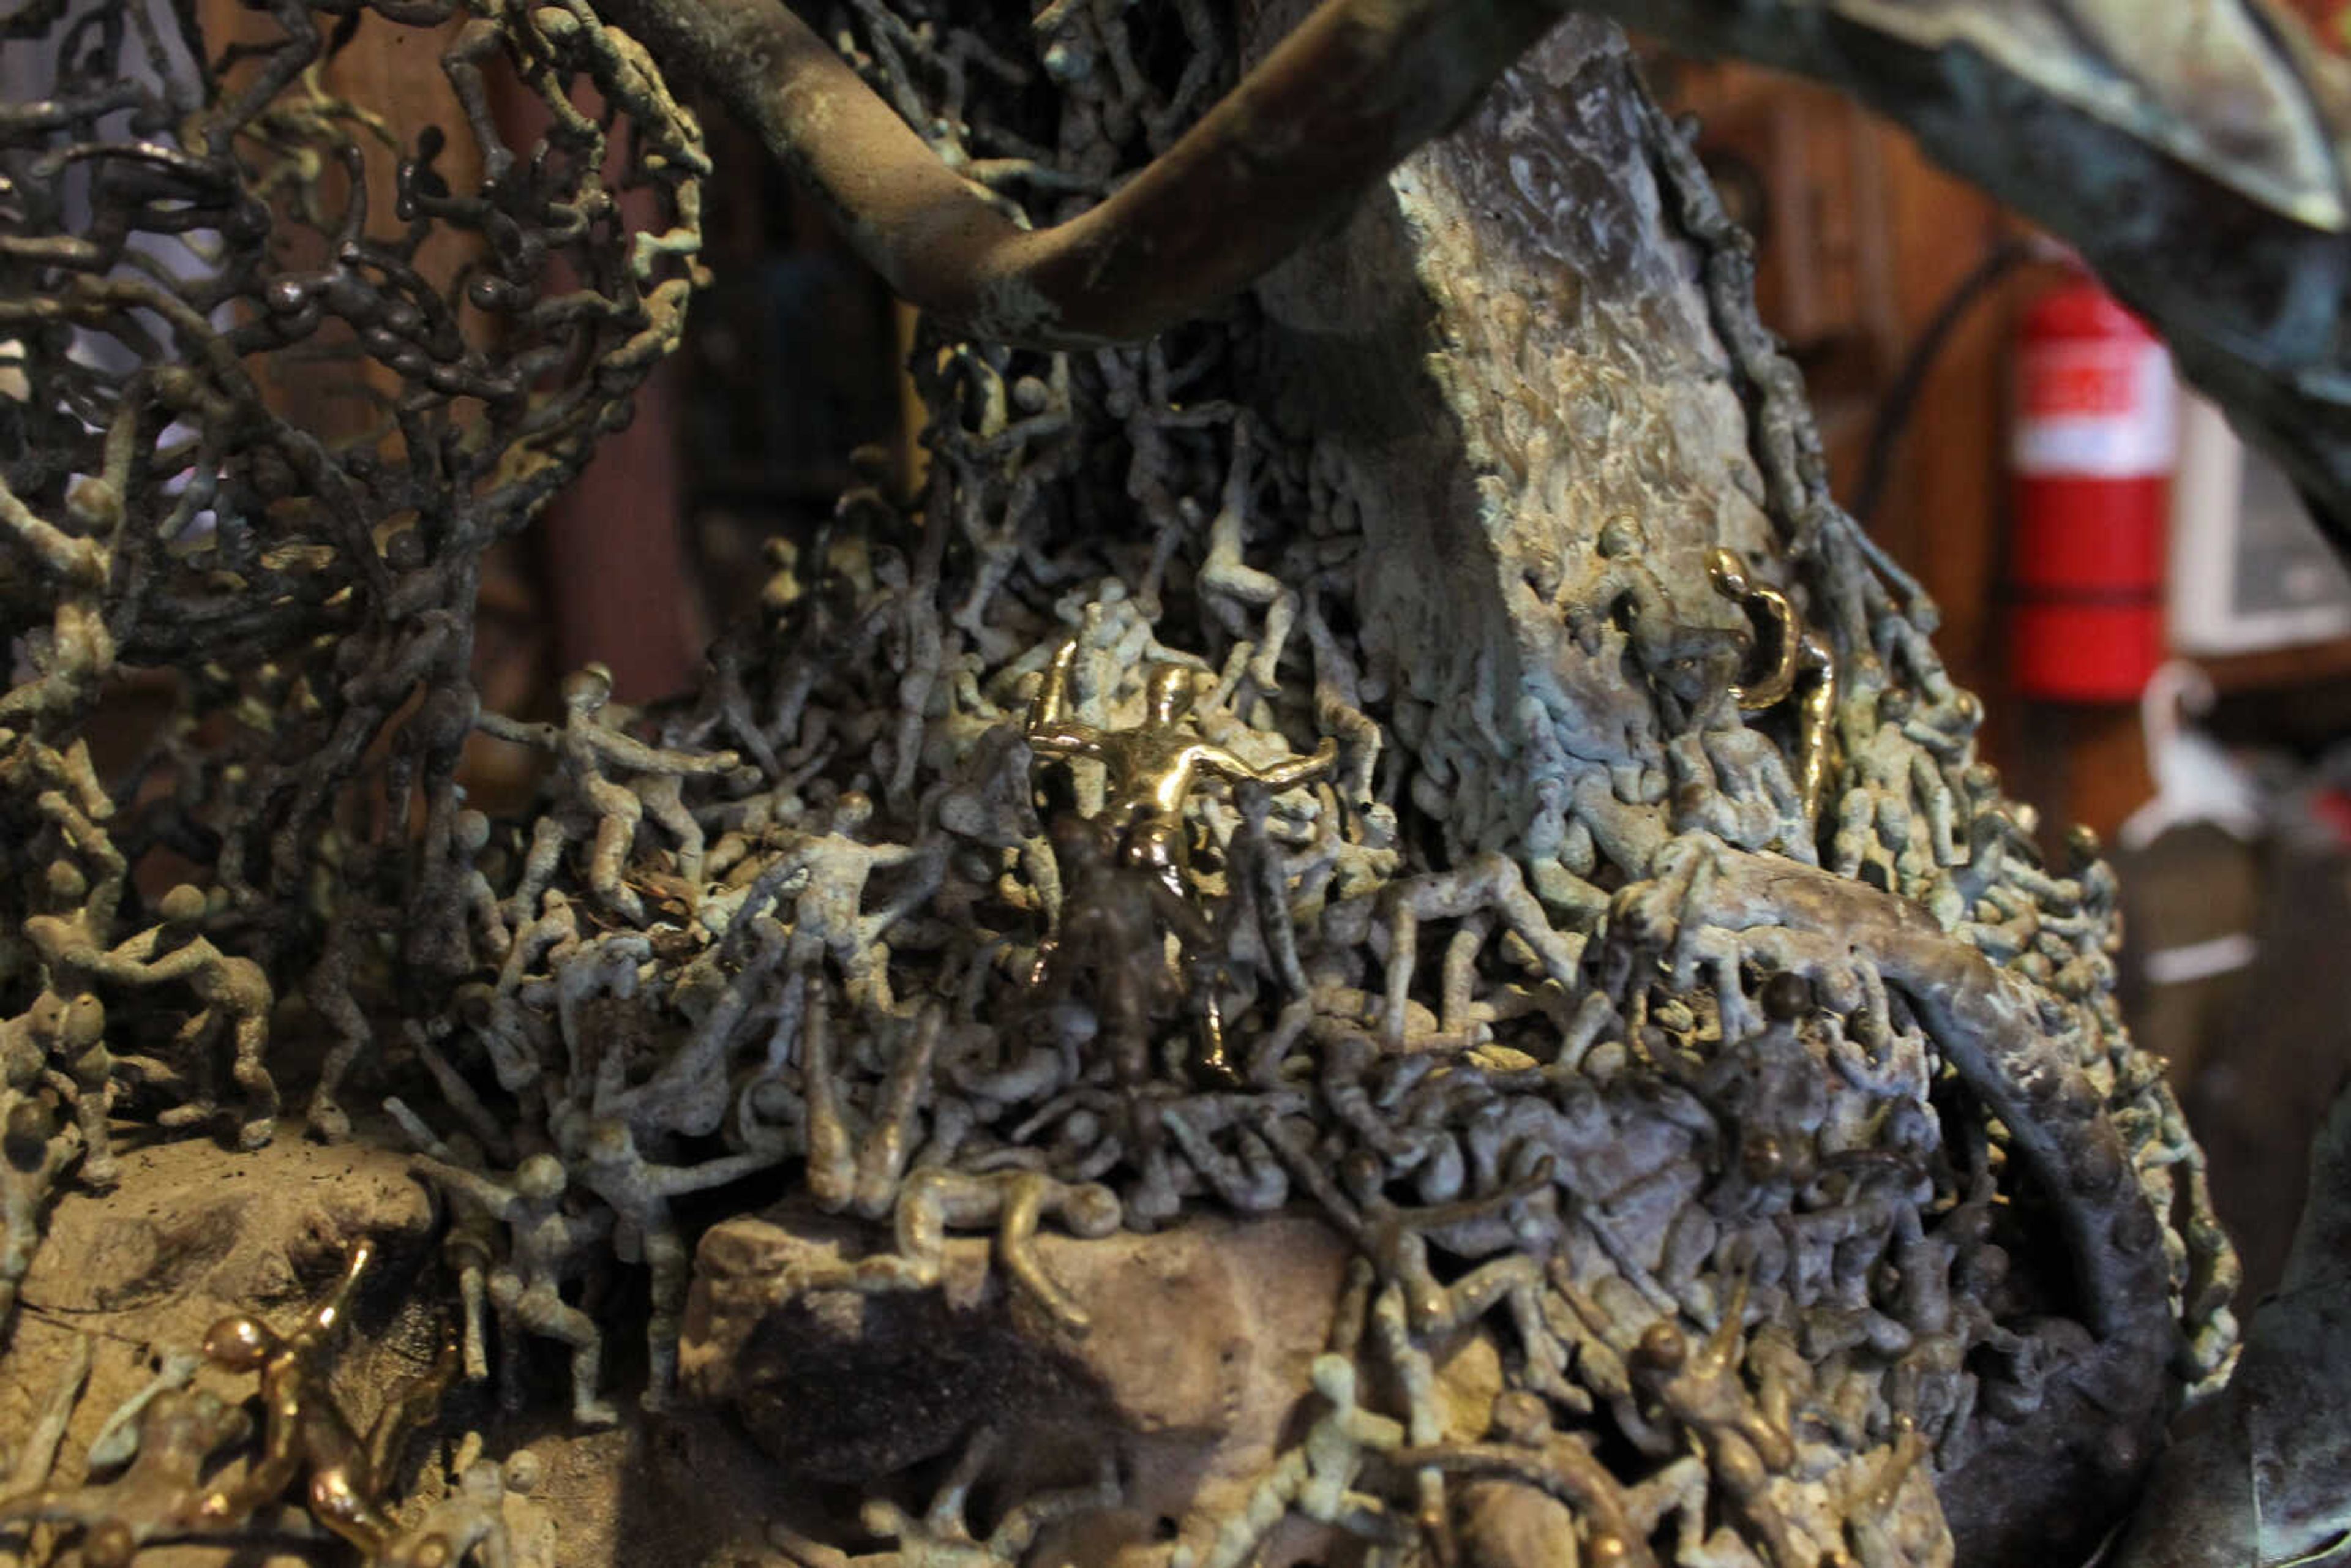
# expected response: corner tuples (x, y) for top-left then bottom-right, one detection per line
(5, 0), (2341, 1561)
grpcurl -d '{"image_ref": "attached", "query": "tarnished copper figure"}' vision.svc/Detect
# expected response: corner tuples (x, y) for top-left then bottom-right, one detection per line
(1630, 1277), (1805, 1568)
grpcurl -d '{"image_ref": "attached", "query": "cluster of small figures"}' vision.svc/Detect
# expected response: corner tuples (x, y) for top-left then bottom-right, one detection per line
(2, 729), (280, 1326)
(0, 1242), (546, 1567)
(0, 626), (1354, 1564)
(379, 629), (1346, 1430)
(0, 613), (1333, 1384)
(1152, 1276), (1926, 1568)
(0, 589), (2053, 1568)
(752, 1258), (1925, 1568)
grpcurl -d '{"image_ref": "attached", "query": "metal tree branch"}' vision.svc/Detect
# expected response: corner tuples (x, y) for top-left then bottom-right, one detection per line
(2110, 1078), (2351, 1566)
(1573, 0), (2351, 545)
(610, 0), (2351, 549)
(589, 0), (1570, 347)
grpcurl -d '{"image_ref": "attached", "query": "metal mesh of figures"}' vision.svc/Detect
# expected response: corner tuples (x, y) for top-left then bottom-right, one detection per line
(0, 1), (2251, 1567)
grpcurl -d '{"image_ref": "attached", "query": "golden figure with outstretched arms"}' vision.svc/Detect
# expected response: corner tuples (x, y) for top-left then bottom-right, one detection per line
(1026, 634), (1335, 893)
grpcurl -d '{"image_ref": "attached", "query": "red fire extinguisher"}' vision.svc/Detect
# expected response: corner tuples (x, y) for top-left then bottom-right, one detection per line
(2008, 266), (2176, 701)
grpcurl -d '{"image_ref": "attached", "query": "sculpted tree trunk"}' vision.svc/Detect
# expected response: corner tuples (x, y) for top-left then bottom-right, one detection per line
(639, 5), (2235, 1565)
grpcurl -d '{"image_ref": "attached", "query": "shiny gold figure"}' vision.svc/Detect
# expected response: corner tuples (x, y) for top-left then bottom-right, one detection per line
(1790, 631), (1839, 825)
(1707, 549), (1839, 825)
(189, 1240), (456, 1554)
(1026, 633), (1335, 895)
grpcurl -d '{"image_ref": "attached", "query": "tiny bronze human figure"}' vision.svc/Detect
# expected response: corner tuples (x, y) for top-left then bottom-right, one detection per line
(1791, 629), (1839, 825)
(857, 1166), (1123, 1332)
(1828, 1421), (1929, 1568)
(100, 884), (279, 1149)
(381, 1445), (544, 1568)
(1025, 632), (1335, 895)
(1169, 1354), (1405, 1568)
(804, 997), (945, 1220)
(388, 1104), (502, 1382)
(573, 1116), (781, 1409)
(1035, 812), (1224, 1087)
(0, 1386), (252, 1567)
(302, 839), (404, 1142)
(408, 1151), (617, 1426)
(493, 663), (741, 923)
(18, 852), (124, 1186)
(772, 1426), (1119, 1568)
(1629, 1276), (1807, 1568)
(1338, 1150), (1580, 1408)
(187, 1240), (457, 1555)
(0, 1078), (78, 1332)
(1481, 1390), (1654, 1568)
(729, 789), (942, 1013)
(45, 991), (114, 1190)
(0, 454), (119, 731)
(1707, 550), (1804, 711)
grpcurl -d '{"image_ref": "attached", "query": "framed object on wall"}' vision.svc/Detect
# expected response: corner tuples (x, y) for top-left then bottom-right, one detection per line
(2169, 390), (2351, 655)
